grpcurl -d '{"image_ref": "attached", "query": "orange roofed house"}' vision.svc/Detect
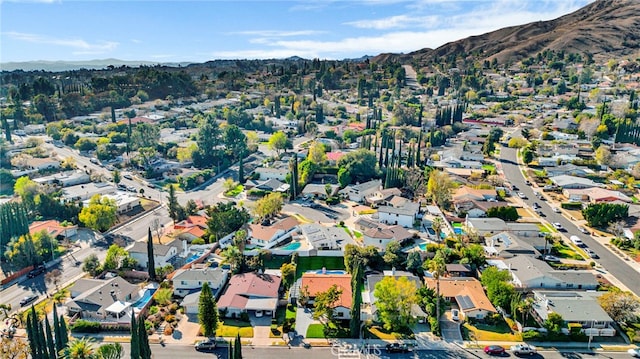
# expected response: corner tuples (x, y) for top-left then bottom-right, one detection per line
(217, 272), (282, 318)
(296, 272), (352, 319)
(248, 216), (299, 248)
(424, 277), (497, 321)
(29, 220), (78, 240)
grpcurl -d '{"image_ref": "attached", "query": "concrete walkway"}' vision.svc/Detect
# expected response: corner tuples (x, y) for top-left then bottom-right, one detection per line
(295, 306), (318, 338)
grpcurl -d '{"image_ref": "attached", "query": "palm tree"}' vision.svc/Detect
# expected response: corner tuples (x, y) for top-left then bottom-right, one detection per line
(425, 251), (446, 333)
(221, 246), (243, 273)
(63, 337), (97, 359)
(431, 217), (444, 242)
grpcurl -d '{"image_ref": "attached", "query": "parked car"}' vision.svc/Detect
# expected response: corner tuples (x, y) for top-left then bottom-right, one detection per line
(484, 345), (506, 355)
(517, 192), (527, 199)
(255, 310), (264, 317)
(511, 185), (519, 191)
(552, 222), (564, 231)
(510, 344), (537, 356)
(385, 343), (410, 353)
(543, 255), (561, 263)
(552, 207), (561, 213)
(451, 309), (459, 321)
(585, 248), (599, 259)
(123, 174), (133, 180)
(579, 227), (590, 234)
(628, 348), (640, 357)
(20, 294), (38, 306)
(524, 180), (532, 185)
(570, 235), (584, 246)
(194, 339), (217, 351)
(27, 265), (45, 278)
(533, 202), (540, 209)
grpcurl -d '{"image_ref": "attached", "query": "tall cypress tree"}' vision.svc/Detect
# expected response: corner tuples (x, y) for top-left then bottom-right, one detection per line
(26, 310), (37, 358)
(111, 106), (117, 123)
(130, 311), (139, 359)
(58, 314), (68, 351)
(228, 340), (234, 359)
(238, 155), (245, 184)
(53, 305), (62, 354)
(147, 228), (155, 280)
(44, 316), (56, 359)
(138, 315), (151, 359)
(349, 260), (363, 338)
(234, 334), (242, 359)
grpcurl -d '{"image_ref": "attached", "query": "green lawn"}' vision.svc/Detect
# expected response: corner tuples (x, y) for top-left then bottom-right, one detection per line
(306, 322), (350, 339)
(224, 184), (244, 197)
(296, 256), (345, 278)
(552, 241), (583, 260)
(482, 164), (496, 172)
(353, 230), (362, 239)
(463, 320), (522, 342)
(263, 255), (292, 269)
(216, 319), (254, 338)
(364, 326), (415, 340)
(306, 324), (325, 338)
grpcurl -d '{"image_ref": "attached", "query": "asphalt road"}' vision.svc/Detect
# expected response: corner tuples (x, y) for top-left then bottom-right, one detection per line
(499, 138), (640, 297)
(116, 343), (634, 359)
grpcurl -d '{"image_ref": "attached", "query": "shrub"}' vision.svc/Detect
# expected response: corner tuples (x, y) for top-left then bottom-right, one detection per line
(164, 326), (174, 336)
(165, 314), (176, 323)
(325, 197), (340, 205)
(149, 305), (159, 315)
(240, 312), (250, 322)
(168, 303), (179, 314)
(70, 320), (101, 333)
(522, 330), (544, 340)
(561, 202), (583, 210)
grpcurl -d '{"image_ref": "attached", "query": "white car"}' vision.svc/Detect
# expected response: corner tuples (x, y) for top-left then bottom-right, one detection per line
(628, 348), (640, 357)
(517, 192), (527, 199)
(543, 255), (561, 263)
(552, 222), (564, 230)
(552, 207), (561, 213)
(255, 310), (264, 317)
(585, 248), (598, 259)
(451, 309), (459, 321)
(511, 344), (536, 356)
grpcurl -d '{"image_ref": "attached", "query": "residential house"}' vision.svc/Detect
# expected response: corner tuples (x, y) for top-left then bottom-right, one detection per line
(248, 216), (299, 248)
(549, 175), (602, 189)
(339, 179), (381, 203)
(546, 164), (590, 177)
(217, 272), (281, 318)
(434, 157), (483, 170)
(174, 215), (208, 242)
(445, 263), (473, 277)
(454, 199), (506, 218)
(377, 198), (420, 228)
(29, 220), (78, 240)
(483, 232), (539, 258)
(453, 187), (498, 202)
(28, 157), (61, 171)
(254, 178), (289, 193)
(364, 270), (426, 322)
(424, 277), (497, 320)
(33, 170), (91, 187)
(299, 273), (352, 320)
(301, 183), (339, 199)
(365, 187), (402, 206)
(66, 277), (141, 322)
(63, 182), (117, 202)
(299, 223), (348, 250)
(98, 193), (140, 214)
(172, 266), (229, 299)
(564, 187), (632, 203)
(129, 239), (181, 269)
(363, 224), (413, 250)
(464, 217), (539, 238)
(254, 164), (289, 181)
(486, 256), (598, 290)
(531, 291), (615, 336)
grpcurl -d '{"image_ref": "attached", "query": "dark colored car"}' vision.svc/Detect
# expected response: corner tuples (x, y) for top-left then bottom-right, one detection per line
(484, 345), (506, 356)
(385, 343), (410, 353)
(27, 265), (46, 278)
(195, 339), (217, 351)
(20, 294), (38, 306)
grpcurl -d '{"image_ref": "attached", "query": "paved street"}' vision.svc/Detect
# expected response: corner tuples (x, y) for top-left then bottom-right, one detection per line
(499, 136), (640, 297)
(115, 343), (634, 359)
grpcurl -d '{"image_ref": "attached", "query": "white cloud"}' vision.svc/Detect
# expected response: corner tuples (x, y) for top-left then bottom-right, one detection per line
(3, 31), (118, 53)
(345, 15), (440, 29)
(229, 30), (326, 37)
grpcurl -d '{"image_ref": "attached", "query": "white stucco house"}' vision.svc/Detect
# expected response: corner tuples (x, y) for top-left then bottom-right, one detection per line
(129, 239), (181, 269)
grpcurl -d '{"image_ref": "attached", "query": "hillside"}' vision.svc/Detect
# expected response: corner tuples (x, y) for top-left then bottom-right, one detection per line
(375, 0), (640, 65)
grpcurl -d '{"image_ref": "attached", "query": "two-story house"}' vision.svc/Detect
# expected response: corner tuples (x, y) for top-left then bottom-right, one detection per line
(248, 216), (299, 248)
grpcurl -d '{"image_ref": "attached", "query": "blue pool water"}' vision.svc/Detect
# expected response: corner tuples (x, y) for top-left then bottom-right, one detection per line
(282, 242), (301, 250)
(186, 252), (202, 263)
(307, 270), (347, 275)
(419, 243), (427, 251)
(453, 227), (464, 235)
(133, 288), (156, 309)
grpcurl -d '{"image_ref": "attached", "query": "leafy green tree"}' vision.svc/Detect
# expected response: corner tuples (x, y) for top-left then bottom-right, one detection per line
(14, 176), (39, 209)
(221, 246), (243, 274)
(486, 206), (519, 221)
(313, 284), (342, 329)
(223, 124), (247, 161)
(427, 170), (453, 209)
(424, 252), (446, 331)
(205, 202), (250, 242)
(130, 123), (160, 150)
(373, 276), (418, 331)
(82, 254), (101, 277)
(112, 170), (121, 185)
(0, 201), (29, 252)
(405, 251), (423, 273)
(268, 131), (288, 158)
(198, 282), (219, 337)
(63, 337), (97, 359)
(307, 141), (327, 164)
(522, 147), (534, 165)
(597, 291), (640, 323)
(4, 231), (57, 268)
(194, 114), (222, 168)
(382, 241), (404, 268)
(103, 244), (134, 271)
(254, 192), (284, 220)
(98, 343), (124, 359)
(280, 262), (296, 290)
(582, 203), (628, 227)
(79, 195), (117, 232)
(543, 312), (564, 334)
(167, 184), (184, 223)
(337, 149), (378, 185)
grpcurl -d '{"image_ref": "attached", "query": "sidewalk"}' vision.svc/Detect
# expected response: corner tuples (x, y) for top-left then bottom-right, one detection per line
(464, 339), (637, 352)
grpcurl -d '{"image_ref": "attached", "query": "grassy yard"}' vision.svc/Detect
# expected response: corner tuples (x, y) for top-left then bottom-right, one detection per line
(224, 184), (244, 197)
(306, 322), (350, 339)
(358, 209), (377, 215)
(353, 230), (362, 239)
(263, 255), (292, 269)
(216, 319), (254, 338)
(296, 256), (345, 278)
(552, 241), (584, 260)
(364, 326), (415, 340)
(482, 164), (496, 172)
(463, 321), (522, 342)
(269, 305), (297, 338)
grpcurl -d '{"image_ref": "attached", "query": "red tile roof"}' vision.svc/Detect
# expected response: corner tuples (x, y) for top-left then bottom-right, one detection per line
(29, 220), (76, 238)
(301, 273), (352, 309)
(326, 152), (345, 162)
(217, 272), (281, 309)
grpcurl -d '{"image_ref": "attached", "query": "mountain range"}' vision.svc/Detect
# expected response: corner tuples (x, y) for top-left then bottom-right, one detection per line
(2, 0), (639, 72)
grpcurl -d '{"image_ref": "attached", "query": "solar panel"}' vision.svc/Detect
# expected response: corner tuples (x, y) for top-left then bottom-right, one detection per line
(456, 295), (475, 310)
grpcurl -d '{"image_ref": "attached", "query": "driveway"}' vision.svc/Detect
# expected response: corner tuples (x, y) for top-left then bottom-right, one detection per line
(295, 306), (318, 338)
(440, 319), (462, 342)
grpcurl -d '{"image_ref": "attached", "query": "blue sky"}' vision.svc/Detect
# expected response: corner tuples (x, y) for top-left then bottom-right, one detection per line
(0, 0), (593, 63)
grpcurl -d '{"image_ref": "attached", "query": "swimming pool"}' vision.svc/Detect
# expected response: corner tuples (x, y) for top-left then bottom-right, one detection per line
(133, 288), (156, 309)
(282, 242), (301, 250)
(185, 252), (203, 263)
(453, 227), (465, 235)
(307, 269), (346, 275)
(419, 243), (427, 251)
